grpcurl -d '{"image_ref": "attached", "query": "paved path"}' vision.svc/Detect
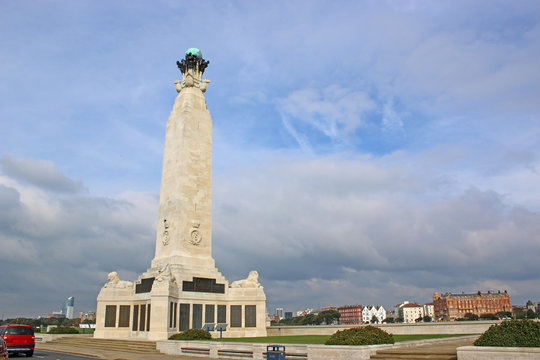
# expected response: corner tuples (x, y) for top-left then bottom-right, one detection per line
(371, 337), (476, 359)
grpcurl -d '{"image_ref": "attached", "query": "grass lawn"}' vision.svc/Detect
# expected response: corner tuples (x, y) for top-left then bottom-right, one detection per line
(214, 333), (470, 344)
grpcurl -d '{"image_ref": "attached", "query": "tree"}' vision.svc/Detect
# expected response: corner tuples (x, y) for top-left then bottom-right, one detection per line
(480, 313), (498, 320)
(415, 315), (423, 323)
(513, 307), (526, 319)
(317, 310), (340, 325)
(383, 317), (395, 323)
(371, 315), (379, 324)
(423, 315), (432, 322)
(496, 311), (512, 319)
(299, 313), (317, 325)
(464, 313), (479, 321)
(527, 309), (537, 319)
(395, 317), (404, 323)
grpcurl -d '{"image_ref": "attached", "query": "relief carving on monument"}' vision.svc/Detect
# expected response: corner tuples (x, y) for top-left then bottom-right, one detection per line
(189, 220), (202, 245)
(230, 270), (263, 288)
(155, 264), (176, 283)
(104, 271), (133, 289)
(162, 219), (170, 246)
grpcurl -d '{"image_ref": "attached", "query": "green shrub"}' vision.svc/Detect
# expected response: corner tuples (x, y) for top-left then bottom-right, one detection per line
(47, 326), (79, 334)
(325, 326), (394, 345)
(474, 319), (540, 347)
(464, 313), (479, 321)
(169, 329), (212, 340)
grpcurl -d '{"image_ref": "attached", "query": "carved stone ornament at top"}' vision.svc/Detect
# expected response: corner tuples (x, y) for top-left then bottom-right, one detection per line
(190, 220), (202, 245)
(162, 219), (170, 246)
(175, 48), (210, 94)
(177, 53), (209, 74)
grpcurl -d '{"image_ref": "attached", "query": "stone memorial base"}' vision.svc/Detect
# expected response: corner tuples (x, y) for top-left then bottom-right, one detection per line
(94, 265), (267, 340)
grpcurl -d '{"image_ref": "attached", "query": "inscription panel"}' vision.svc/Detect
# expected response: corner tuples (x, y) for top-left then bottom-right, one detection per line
(146, 304), (151, 331)
(205, 304), (215, 323)
(231, 305), (242, 328)
(179, 303), (190, 331)
(105, 305), (116, 327)
(182, 277), (225, 294)
(119, 305), (130, 327)
(169, 302), (174, 328)
(132, 305), (139, 331)
(173, 303), (177, 328)
(245, 305), (256, 328)
(139, 304), (146, 331)
(135, 278), (155, 294)
(193, 304), (202, 329)
(217, 305), (226, 323)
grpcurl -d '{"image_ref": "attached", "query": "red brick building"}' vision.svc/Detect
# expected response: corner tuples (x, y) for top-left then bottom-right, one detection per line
(433, 290), (511, 321)
(337, 305), (363, 325)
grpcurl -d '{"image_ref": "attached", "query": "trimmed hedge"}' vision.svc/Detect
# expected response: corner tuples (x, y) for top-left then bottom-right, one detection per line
(169, 329), (212, 340)
(474, 319), (540, 347)
(325, 326), (394, 345)
(47, 326), (79, 334)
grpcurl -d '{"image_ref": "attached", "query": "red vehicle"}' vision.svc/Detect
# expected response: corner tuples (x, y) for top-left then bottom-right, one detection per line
(0, 324), (34, 357)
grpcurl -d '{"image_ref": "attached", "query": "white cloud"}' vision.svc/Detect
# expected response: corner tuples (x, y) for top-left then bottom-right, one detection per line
(277, 85), (376, 145)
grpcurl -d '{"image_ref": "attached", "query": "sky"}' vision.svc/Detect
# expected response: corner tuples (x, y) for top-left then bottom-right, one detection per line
(1, 0), (540, 319)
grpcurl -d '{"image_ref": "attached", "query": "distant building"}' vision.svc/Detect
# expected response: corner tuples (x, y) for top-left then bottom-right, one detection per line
(48, 311), (65, 318)
(310, 306), (336, 315)
(79, 311), (96, 322)
(50, 296), (75, 319)
(296, 308), (313, 316)
(423, 303), (434, 320)
(433, 290), (511, 321)
(526, 300), (539, 313)
(284, 312), (293, 318)
(398, 303), (423, 323)
(394, 301), (409, 321)
(338, 305), (363, 325)
(362, 305), (386, 324)
(63, 296), (75, 319)
(276, 308), (283, 319)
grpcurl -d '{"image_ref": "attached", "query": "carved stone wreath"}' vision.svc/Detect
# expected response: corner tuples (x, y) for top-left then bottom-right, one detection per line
(190, 229), (202, 245)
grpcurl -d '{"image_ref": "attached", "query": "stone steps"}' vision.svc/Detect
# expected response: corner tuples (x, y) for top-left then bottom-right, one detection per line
(370, 341), (464, 360)
(46, 337), (160, 353)
(370, 350), (457, 360)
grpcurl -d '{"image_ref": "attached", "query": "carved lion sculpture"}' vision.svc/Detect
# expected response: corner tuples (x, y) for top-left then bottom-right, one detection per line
(104, 271), (133, 289)
(230, 270), (262, 288)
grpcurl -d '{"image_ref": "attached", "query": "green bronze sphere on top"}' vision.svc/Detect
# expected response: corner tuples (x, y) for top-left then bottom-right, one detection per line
(186, 48), (202, 59)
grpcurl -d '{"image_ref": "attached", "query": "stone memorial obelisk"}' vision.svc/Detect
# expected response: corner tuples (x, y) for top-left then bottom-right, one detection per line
(94, 48), (267, 340)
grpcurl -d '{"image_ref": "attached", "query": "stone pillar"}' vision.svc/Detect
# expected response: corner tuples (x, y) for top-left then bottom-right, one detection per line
(152, 50), (214, 274)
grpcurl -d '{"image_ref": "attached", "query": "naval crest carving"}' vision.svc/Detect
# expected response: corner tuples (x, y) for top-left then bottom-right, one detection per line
(162, 219), (170, 246)
(190, 220), (202, 245)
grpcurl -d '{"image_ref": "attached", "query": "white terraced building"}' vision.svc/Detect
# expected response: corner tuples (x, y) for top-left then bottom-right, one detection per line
(362, 305), (386, 324)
